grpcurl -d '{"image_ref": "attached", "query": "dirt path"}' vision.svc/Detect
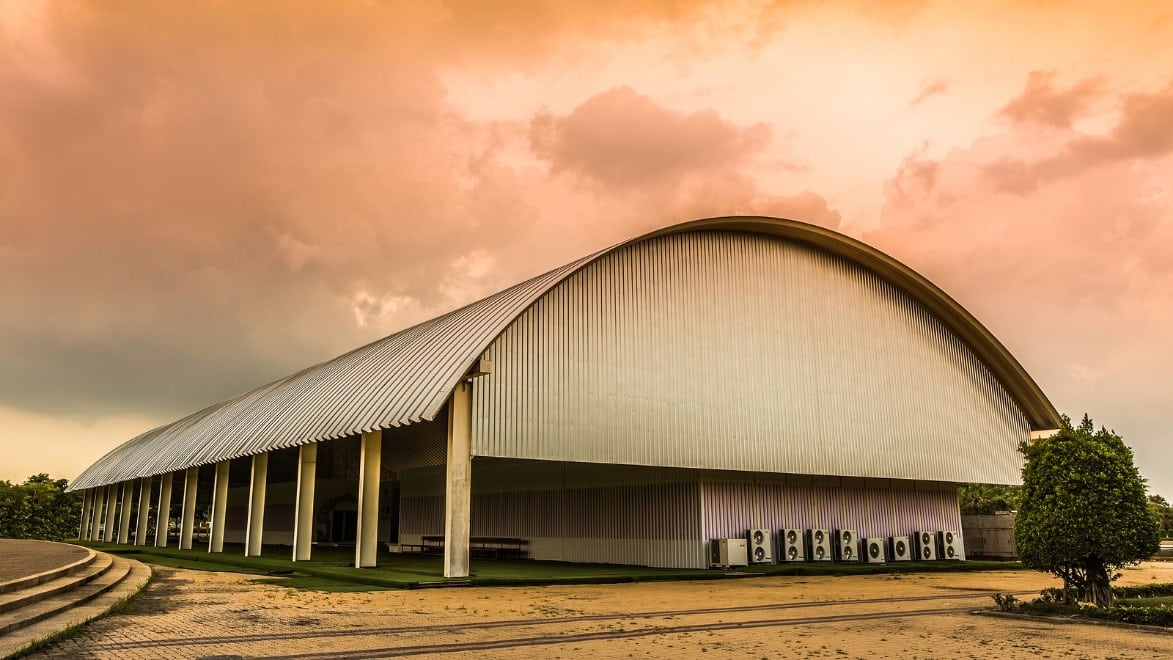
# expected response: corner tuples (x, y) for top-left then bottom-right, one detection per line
(30, 562), (1173, 659)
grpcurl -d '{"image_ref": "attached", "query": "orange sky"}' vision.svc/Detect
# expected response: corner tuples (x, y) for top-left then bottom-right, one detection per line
(1, 1), (1170, 496)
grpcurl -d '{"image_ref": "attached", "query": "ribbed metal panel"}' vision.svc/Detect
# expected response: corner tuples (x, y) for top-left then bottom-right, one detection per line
(473, 231), (1030, 484)
(700, 474), (962, 541)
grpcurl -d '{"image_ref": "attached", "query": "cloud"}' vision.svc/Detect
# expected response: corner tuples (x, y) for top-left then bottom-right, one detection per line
(909, 78), (949, 108)
(0, 5), (832, 423)
(998, 70), (1104, 129)
(529, 86), (771, 188)
(983, 78), (1173, 193)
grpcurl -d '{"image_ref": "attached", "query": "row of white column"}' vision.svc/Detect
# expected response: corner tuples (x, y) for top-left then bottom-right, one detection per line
(77, 446), (326, 559)
(77, 382), (474, 577)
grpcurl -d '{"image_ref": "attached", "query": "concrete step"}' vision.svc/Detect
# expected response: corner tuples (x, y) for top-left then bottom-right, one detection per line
(0, 547), (96, 595)
(0, 554), (133, 637)
(0, 552), (113, 615)
(0, 556), (151, 659)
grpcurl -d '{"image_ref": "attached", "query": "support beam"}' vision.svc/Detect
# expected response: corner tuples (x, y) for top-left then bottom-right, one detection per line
(355, 431), (382, 568)
(102, 484), (118, 542)
(209, 461), (230, 553)
(179, 467), (198, 550)
(292, 443), (318, 562)
(135, 477), (153, 546)
(89, 487), (104, 541)
(117, 481), (133, 544)
(444, 381), (472, 579)
(155, 472), (173, 548)
(79, 489), (92, 540)
(245, 453), (268, 557)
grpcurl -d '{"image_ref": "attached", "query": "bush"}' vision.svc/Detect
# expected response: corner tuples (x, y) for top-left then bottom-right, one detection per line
(992, 593), (1019, 611)
(0, 474), (83, 541)
(1112, 583), (1173, 599)
(1014, 584), (1173, 628)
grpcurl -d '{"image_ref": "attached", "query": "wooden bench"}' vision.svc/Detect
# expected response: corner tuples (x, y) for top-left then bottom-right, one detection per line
(417, 535), (529, 559)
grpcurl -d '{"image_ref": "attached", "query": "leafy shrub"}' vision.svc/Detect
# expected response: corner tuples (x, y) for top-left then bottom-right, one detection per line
(1106, 604), (1173, 627)
(1036, 587), (1076, 604)
(992, 593), (1019, 611)
(1112, 583), (1173, 599)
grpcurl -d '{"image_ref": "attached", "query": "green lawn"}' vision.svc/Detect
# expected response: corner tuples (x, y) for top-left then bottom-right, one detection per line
(79, 541), (1024, 592)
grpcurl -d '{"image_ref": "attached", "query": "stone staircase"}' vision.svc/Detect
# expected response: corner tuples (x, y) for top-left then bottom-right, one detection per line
(0, 544), (150, 658)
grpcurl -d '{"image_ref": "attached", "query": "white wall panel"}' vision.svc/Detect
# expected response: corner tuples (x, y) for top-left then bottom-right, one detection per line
(473, 231), (1029, 484)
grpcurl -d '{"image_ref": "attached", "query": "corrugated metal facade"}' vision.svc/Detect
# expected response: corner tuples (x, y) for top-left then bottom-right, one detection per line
(700, 473), (961, 545)
(472, 231), (1029, 484)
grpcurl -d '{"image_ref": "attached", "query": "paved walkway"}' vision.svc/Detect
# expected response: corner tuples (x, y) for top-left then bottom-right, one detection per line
(0, 539), (90, 583)
(26, 562), (1173, 659)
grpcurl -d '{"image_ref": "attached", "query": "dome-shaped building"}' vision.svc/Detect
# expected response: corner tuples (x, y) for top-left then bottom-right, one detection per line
(71, 217), (1059, 574)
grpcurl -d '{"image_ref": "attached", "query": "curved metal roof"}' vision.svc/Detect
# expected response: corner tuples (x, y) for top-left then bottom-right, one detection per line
(69, 217), (1060, 491)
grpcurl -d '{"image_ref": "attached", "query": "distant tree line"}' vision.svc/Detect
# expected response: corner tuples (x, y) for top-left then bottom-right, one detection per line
(0, 474), (83, 541)
(1150, 494), (1173, 539)
(957, 482), (1021, 515)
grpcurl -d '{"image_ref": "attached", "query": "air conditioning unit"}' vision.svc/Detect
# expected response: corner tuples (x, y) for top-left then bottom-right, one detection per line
(780, 528), (805, 562)
(834, 529), (858, 561)
(913, 530), (936, 560)
(939, 530), (961, 560)
(710, 538), (748, 568)
(747, 528), (773, 564)
(807, 528), (832, 561)
(889, 535), (912, 561)
(864, 537), (886, 563)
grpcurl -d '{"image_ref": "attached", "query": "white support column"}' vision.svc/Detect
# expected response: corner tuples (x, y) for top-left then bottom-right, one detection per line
(179, 467), (198, 550)
(155, 472), (173, 547)
(102, 484), (118, 542)
(117, 481), (134, 544)
(245, 453), (268, 557)
(79, 489), (92, 540)
(89, 487), (104, 541)
(444, 381), (472, 579)
(135, 476), (153, 546)
(355, 431), (382, 569)
(292, 443), (318, 562)
(209, 461), (230, 553)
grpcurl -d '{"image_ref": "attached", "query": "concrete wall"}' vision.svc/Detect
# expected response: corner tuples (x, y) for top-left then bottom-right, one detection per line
(961, 513), (1016, 559)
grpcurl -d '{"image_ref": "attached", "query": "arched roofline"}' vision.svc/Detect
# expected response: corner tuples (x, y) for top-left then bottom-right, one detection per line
(588, 216), (1060, 431)
(69, 215), (1059, 491)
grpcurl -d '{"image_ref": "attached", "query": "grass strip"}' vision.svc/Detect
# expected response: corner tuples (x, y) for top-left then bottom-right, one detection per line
(80, 541), (1025, 592)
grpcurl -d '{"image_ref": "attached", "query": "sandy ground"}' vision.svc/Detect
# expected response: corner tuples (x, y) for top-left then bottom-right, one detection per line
(32, 562), (1173, 659)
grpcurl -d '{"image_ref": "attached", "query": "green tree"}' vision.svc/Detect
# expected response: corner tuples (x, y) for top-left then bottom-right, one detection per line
(1149, 495), (1173, 538)
(958, 483), (1021, 514)
(0, 474), (84, 541)
(1014, 414), (1161, 606)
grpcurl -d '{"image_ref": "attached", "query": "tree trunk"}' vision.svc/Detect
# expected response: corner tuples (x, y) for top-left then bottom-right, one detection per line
(1087, 562), (1113, 607)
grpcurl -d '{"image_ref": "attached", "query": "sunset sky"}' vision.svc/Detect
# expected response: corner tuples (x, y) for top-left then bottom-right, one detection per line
(1, 1), (1170, 497)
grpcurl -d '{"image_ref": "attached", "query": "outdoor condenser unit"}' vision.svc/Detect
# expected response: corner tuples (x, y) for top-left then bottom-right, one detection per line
(747, 528), (773, 564)
(834, 529), (858, 561)
(807, 528), (832, 561)
(864, 537), (887, 563)
(913, 530), (936, 560)
(939, 530), (961, 560)
(889, 535), (912, 561)
(780, 528), (805, 562)
(710, 538), (748, 568)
